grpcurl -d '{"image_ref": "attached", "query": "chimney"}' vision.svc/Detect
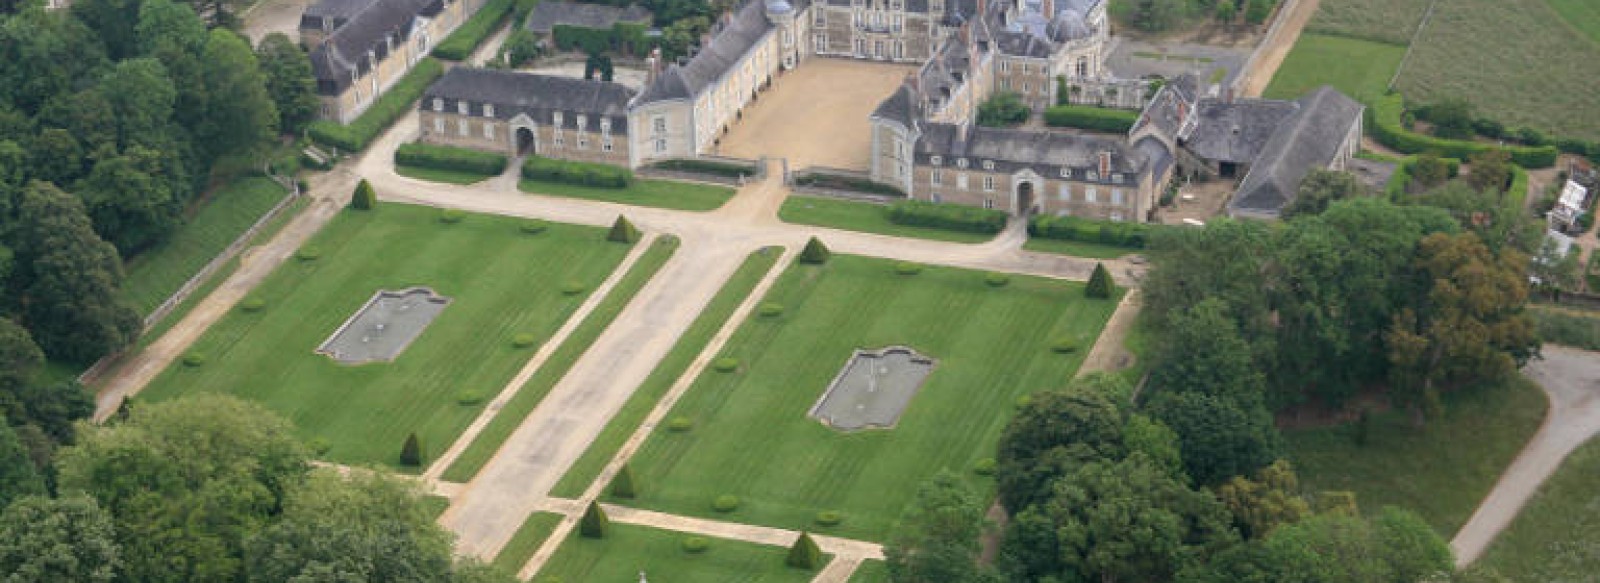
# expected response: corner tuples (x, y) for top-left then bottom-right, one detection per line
(1042, 0), (1053, 19)
(977, 0), (987, 21)
(1098, 151), (1111, 177)
(646, 47), (662, 86)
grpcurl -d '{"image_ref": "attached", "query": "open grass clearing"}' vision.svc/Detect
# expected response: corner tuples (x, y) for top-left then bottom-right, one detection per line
(848, 560), (890, 583)
(1022, 237), (1133, 259)
(1478, 434), (1600, 581)
(1546, 0), (1600, 46)
(139, 203), (631, 469)
(1262, 34), (1405, 102)
(550, 247), (784, 498)
(519, 178), (734, 212)
(1395, 0), (1600, 141)
(440, 236), (680, 482)
(493, 511), (564, 573)
(1305, 0), (1431, 45)
(534, 522), (824, 583)
(779, 196), (997, 244)
(1285, 376), (1548, 535)
(397, 164), (495, 185)
(121, 177), (290, 315)
(624, 255), (1119, 540)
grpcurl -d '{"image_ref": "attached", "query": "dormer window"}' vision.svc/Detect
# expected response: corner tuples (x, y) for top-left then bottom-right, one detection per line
(577, 115), (587, 129)
(982, 160), (994, 170)
(1059, 167), (1071, 178)
(1111, 173), (1123, 183)
(1087, 171), (1099, 181)
(930, 155), (942, 166)
(554, 112), (564, 126)
(956, 158), (968, 169)
(484, 104), (494, 117)
(457, 101), (468, 115)
(432, 98), (443, 111)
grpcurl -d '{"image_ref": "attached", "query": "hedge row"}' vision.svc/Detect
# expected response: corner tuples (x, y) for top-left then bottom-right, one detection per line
(1043, 105), (1139, 133)
(794, 173), (906, 198)
(431, 0), (516, 61)
(1368, 94), (1557, 168)
(1384, 155), (1462, 198)
(395, 143), (508, 175)
(1027, 215), (1165, 249)
(308, 58), (445, 152)
(522, 156), (633, 188)
(650, 158), (756, 178)
(886, 200), (1007, 234)
(553, 22), (648, 55)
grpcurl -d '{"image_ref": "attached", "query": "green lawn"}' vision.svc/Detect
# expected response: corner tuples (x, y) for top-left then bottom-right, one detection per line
(1262, 34), (1406, 102)
(551, 247), (784, 498)
(1285, 376), (1548, 535)
(1021, 237), (1132, 259)
(1546, 0), (1600, 45)
(422, 495), (451, 520)
(1306, 0), (1432, 45)
(849, 560), (890, 583)
(519, 178), (735, 211)
(779, 196), (998, 244)
(1478, 435), (1600, 581)
(624, 255), (1120, 540)
(140, 204), (632, 469)
(534, 523), (823, 583)
(441, 236), (680, 482)
(121, 177), (290, 314)
(397, 164), (495, 185)
(493, 512), (564, 573)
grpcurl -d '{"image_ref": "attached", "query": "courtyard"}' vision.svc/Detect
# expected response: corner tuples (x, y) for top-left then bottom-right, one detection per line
(717, 58), (916, 171)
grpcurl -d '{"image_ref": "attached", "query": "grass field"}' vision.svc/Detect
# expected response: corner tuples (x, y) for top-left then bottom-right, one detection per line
(1262, 34), (1406, 102)
(121, 177), (289, 314)
(1546, 0), (1600, 45)
(1285, 376), (1548, 535)
(519, 178), (735, 211)
(440, 236), (679, 482)
(534, 523), (823, 583)
(493, 512), (564, 573)
(1478, 435), (1600, 581)
(849, 560), (890, 583)
(624, 255), (1119, 540)
(1395, 0), (1600, 141)
(1021, 237), (1132, 259)
(422, 495), (451, 519)
(397, 164), (495, 185)
(779, 196), (998, 244)
(1305, 0), (1431, 45)
(550, 247), (784, 498)
(140, 204), (632, 469)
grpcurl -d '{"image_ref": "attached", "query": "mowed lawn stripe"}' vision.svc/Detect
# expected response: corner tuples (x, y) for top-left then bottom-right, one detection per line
(626, 255), (1118, 540)
(537, 522), (822, 583)
(140, 204), (631, 469)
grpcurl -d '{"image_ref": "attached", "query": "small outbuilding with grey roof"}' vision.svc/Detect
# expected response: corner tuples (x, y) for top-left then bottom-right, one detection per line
(417, 67), (637, 165)
(1228, 86), (1364, 220)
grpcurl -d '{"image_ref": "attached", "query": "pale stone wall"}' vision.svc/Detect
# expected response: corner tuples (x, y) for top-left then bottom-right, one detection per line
(629, 101), (697, 166)
(809, 2), (939, 62)
(909, 163), (1148, 220)
(418, 110), (632, 165)
(315, 0), (483, 124)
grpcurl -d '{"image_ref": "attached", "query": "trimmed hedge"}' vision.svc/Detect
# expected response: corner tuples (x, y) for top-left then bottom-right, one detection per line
(1368, 94), (1557, 168)
(886, 200), (1006, 234)
(650, 158), (757, 178)
(794, 173), (906, 197)
(308, 58), (445, 152)
(1027, 215), (1162, 249)
(431, 0), (515, 61)
(395, 143), (508, 176)
(522, 156), (633, 188)
(1384, 155), (1463, 198)
(1043, 105), (1139, 133)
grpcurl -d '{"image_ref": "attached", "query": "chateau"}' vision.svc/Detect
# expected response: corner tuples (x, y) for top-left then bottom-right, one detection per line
(304, 0), (488, 124)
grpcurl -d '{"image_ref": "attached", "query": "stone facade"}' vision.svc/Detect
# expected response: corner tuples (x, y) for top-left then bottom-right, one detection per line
(304, 0), (485, 124)
(418, 68), (635, 165)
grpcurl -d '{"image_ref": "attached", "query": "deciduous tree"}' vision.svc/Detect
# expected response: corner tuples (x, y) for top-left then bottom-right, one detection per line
(199, 28), (277, 163)
(0, 494), (120, 582)
(255, 33), (318, 134)
(884, 471), (993, 583)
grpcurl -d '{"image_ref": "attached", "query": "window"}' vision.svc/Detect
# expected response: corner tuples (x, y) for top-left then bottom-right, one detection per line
(1000, 60), (1010, 73)
(931, 155), (942, 166)
(554, 112), (564, 126)
(484, 104), (494, 117)
(1058, 183), (1070, 201)
(433, 117), (444, 134)
(1112, 173), (1123, 183)
(982, 160), (994, 170)
(895, 142), (903, 156)
(577, 115), (587, 130)
(1087, 170), (1099, 181)
(1001, 78), (1011, 90)
(1059, 167), (1071, 178)
(983, 198), (994, 209)
(814, 34), (827, 52)
(654, 138), (666, 153)
(931, 169), (942, 185)
(1109, 211), (1124, 222)
(1020, 63), (1028, 74)
(483, 122), (494, 140)
(1111, 189), (1124, 205)
(1022, 82), (1029, 93)
(600, 118), (612, 136)
(432, 98), (443, 111)
(814, 9), (824, 25)
(957, 173), (969, 189)
(1085, 187), (1097, 203)
(652, 116), (666, 134)
(458, 100), (469, 115)
(956, 158), (968, 168)
(578, 135), (588, 149)
(983, 175), (994, 191)
(553, 130), (564, 147)
(931, 192), (942, 203)
(602, 138), (613, 152)
(457, 119), (469, 136)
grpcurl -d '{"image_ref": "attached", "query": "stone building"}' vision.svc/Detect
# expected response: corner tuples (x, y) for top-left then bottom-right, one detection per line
(418, 67), (636, 165)
(303, 0), (487, 124)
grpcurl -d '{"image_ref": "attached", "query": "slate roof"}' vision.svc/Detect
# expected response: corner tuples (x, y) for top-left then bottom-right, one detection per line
(310, 0), (440, 93)
(916, 123), (1148, 179)
(1181, 99), (1299, 164)
(1230, 86), (1364, 217)
(1134, 135), (1172, 179)
(525, 1), (652, 34)
(422, 67), (637, 133)
(995, 29), (1054, 58)
(303, 0), (381, 24)
(872, 82), (921, 128)
(635, 0), (773, 104)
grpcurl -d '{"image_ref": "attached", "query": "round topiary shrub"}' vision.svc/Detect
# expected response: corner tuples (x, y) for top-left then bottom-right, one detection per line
(308, 437), (332, 456)
(814, 511), (843, 527)
(519, 220), (549, 234)
(711, 495), (740, 513)
(182, 352), (206, 367)
(1051, 337), (1080, 353)
(973, 458), (998, 476)
(561, 281), (585, 295)
(239, 298), (266, 312)
(681, 536), (710, 554)
(512, 333), (538, 348)
(296, 246), (321, 261)
(712, 357), (739, 372)
(667, 416), (694, 432)
(439, 209), (465, 223)
(895, 262), (923, 275)
(985, 272), (1011, 287)
(1015, 394), (1034, 409)
(757, 302), (784, 317)
(456, 391), (485, 406)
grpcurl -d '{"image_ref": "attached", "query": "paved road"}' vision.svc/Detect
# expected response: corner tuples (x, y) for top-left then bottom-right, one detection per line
(1451, 345), (1600, 566)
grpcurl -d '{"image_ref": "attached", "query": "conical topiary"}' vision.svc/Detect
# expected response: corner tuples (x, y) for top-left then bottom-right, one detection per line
(785, 531), (822, 570)
(351, 179), (377, 210)
(1085, 262), (1112, 299)
(400, 432), (423, 466)
(579, 500), (610, 538)
(607, 215), (640, 243)
(610, 464), (637, 499)
(798, 237), (830, 264)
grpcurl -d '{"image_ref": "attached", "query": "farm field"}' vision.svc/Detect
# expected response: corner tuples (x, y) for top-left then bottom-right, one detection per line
(1478, 435), (1600, 581)
(534, 522), (822, 583)
(139, 203), (632, 468)
(1262, 34), (1405, 102)
(1546, 0), (1600, 45)
(779, 196), (997, 244)
(1305, 0), (1430, 45)
(622, 254), (1120, 540)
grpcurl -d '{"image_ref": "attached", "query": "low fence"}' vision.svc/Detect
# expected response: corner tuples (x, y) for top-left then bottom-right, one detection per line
(788, 165), (905, 202)
(639, 155), (766, 186)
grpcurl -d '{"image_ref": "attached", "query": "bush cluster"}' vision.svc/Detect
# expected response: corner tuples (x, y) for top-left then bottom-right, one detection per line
(431, 0), (514, 60)
(711, 495), (740, 512)
(1368, 94), (1557, 168)
(308, 58), (445, 152)
(1531, 308), (1600, 351)
(681, 536), (709, 553)
(814, 511), (843, 526)
(650, 158), (756, 178)
(523, 156), (633, 188)
(395, 143), (508, 176)
(438, 209), (465, 224)
(712, 357), (739, 372)
(1043, 105), (1139, 133)
(552, 22), (647, 55)
(667, 416), (694, 432)
(239, 298), (267, 312)
(887, 200), (1007, 234)
(512, 333), (538, 348)
(1028, 215), (1159, 249)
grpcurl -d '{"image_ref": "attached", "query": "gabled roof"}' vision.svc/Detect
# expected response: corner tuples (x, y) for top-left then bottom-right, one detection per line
(1230, 86), (1364, 217)
(310, 0), (439, 91)
(525, 1), (652, 34)
(304, 0), (381, 23)
(635, 0), (773, 104)
(1182, 99), (1299, 164)
(872, 83), (921, 128)
(916, 123), (1148, 177)
(422, 67), (636, 121)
